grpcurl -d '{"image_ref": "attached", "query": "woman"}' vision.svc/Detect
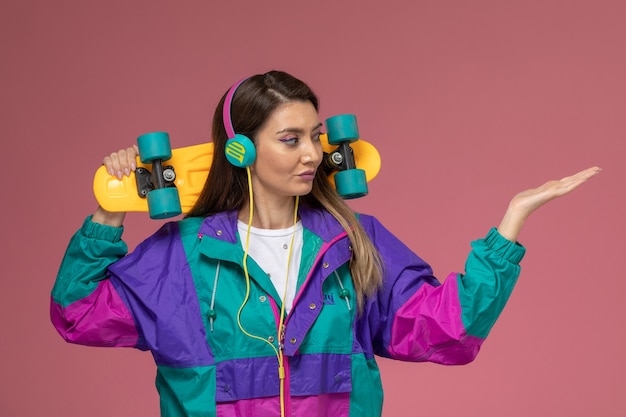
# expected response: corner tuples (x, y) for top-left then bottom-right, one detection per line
(51, 70), (599, 417)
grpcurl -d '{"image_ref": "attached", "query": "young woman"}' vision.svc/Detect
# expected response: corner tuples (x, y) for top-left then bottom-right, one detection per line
(51, 70), (599, 417)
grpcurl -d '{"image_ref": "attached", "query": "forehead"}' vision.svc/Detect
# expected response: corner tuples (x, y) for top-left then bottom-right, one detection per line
(262, 101), (320, 132)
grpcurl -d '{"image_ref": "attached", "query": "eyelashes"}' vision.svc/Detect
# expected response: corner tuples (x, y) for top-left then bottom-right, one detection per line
(279, 137), (299, 145)
(279, 132), (324, 146)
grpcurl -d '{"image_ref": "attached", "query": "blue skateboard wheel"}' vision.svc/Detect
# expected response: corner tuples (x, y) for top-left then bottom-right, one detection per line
(137, 132), (172, 163)
(334, 169), (368, 199)
(326, 114), (359, 145)
(147, 187), (182, 219)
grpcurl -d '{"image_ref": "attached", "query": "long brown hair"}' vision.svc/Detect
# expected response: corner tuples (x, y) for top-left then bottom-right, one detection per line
(187, 70), (382, 311)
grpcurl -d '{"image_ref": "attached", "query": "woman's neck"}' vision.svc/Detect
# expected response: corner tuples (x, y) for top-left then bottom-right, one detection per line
(238, 196), (298, 230)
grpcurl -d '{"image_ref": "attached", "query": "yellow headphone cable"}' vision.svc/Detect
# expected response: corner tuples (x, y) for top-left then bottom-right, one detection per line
(235, 166), (299, 417)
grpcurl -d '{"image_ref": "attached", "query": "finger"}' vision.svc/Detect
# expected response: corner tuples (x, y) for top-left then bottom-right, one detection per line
(124, 146), (138, 174)
(102, 152), (121, 178)
(103, 147), (137, 179)
(109, 151), (125, 180)
(559, 166), (601, 184)
(116, 147), (137, 178)
(102, 155), (113, 176)
(543, 166), (601, 198)
(132, 144), (139, 167)
(558, 166), (601, 189)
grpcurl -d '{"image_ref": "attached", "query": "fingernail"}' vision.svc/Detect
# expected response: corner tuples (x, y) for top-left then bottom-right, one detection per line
(124, 168), (131, 176)
(116, 171), (123, 180)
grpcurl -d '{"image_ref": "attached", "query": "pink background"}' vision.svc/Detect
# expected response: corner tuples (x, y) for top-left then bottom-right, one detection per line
(2, 1), (624, 416)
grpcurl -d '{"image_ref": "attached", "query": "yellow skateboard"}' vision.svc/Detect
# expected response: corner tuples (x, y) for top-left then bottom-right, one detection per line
(93, 114), (381, 219)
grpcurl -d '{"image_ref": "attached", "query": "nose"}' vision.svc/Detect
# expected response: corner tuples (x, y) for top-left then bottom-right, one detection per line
(301, 137), (323, 166)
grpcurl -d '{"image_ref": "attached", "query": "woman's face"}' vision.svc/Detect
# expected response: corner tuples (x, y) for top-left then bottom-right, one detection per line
(250, 100), (323, 202)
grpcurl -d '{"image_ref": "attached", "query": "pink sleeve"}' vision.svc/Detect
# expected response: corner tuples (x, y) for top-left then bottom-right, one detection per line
(51, 280), (140, 348)
(387, 273), (483, 365)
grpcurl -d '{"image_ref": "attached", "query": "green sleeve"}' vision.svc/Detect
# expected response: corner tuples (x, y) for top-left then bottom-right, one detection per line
(458, 227), (526, 338)
(52, 216), (128, 307)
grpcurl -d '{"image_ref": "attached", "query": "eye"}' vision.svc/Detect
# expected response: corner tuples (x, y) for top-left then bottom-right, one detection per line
(313, 131), (324, 142)
(280, 137), (299, 146)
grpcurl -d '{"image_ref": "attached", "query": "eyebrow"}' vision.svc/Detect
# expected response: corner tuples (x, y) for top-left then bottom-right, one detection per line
(276, 122), (323, 135)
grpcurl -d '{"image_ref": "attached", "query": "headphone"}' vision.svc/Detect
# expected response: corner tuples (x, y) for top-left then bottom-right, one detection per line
(223, 78), (257, 168)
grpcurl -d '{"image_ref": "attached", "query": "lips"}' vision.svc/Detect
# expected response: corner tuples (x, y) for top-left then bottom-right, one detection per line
(298, 170), (316, 181)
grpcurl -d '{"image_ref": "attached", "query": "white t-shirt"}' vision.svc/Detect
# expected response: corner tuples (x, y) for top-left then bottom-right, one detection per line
(237, 220), (303, 313)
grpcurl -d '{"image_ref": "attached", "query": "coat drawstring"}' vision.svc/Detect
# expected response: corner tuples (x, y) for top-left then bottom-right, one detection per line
(208, 261), (221, 332)
(334, 271), (351, 311)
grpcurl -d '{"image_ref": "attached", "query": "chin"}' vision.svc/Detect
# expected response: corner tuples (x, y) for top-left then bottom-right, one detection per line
(290, 185), (314, 197)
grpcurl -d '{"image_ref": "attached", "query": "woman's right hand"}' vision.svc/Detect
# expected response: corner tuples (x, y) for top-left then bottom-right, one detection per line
(103, 145), (139, 180)
(92, 145), (139, 227)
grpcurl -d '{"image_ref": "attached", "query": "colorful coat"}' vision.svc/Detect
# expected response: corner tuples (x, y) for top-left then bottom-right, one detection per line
(51, 206), (526, 416)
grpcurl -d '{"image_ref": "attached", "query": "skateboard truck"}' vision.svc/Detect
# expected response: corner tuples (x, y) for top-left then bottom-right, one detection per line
(135, 165), (177, 198)
(324, 142), (357, 172)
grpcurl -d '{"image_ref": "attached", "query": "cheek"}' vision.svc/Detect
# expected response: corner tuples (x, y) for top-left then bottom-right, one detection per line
(252, 152), (285, 177)
(255, 145), (294, 171)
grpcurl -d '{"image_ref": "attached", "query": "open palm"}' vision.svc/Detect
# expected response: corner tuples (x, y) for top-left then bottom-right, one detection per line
(498, 166), (601, 242)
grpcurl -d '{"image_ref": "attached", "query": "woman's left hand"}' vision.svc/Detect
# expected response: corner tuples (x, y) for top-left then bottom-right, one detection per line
(497, 166), (601, 242)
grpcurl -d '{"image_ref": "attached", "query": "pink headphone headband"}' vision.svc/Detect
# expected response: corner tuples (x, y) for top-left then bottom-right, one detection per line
(222, 77), (249, 139)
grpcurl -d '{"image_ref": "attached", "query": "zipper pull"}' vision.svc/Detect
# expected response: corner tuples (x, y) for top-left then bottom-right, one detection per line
(278, 324), (286, 352)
